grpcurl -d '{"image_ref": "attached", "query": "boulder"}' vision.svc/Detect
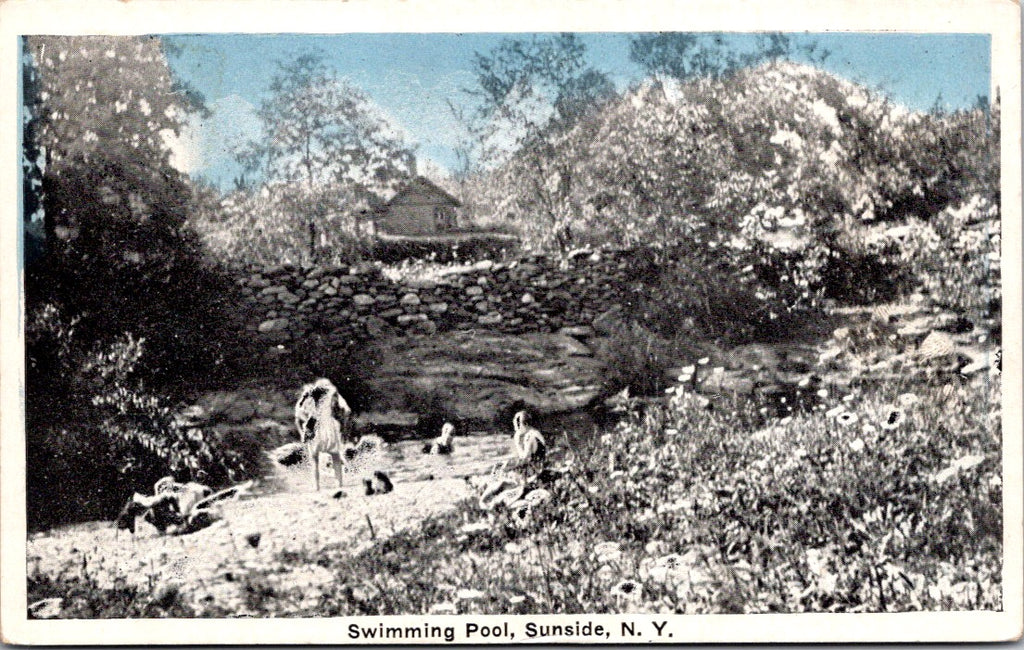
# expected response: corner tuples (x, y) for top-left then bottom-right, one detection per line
(592, 306), (627, 335)
(411, 319), (438, 336)
(360, 332), (607, 427)
(257, 317), (289, 333)
(397, 313), (428, 325)
(559, 325), (595, 339)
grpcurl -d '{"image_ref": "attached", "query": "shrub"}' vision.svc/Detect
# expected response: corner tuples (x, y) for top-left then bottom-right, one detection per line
(304, 372), (1001, 615)
(370, 233), (521, 264)
(465, 62), (998, 318)
(25, 305), (248, 529)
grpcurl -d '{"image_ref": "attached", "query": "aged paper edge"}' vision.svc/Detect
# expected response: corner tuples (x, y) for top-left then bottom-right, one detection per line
(0, 0), (1020, 644)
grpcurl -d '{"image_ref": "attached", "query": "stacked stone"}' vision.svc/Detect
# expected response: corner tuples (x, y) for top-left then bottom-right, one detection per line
(235, 248), (649, 346)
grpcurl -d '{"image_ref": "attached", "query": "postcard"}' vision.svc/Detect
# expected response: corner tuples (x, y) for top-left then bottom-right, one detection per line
(0, 0), (1020, 644)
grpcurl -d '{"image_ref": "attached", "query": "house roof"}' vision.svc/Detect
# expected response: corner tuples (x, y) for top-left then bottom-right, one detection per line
(386, 176), (462, 209)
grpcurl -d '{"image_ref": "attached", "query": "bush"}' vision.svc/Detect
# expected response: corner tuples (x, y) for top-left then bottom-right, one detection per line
(299, 372), (1000, 615)
(371, 233), (520, 264)
(466, 62), (999, 319)
(25, 304), (248, 530)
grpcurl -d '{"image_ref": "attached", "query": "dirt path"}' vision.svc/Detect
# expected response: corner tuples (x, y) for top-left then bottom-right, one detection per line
(27, 435), (514, 615)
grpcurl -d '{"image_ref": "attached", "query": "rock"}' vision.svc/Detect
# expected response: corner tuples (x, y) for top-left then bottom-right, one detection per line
(397, 313), (428, 325)
(478, 313), (503, 325)
(258, 317), (289, 333)
(559, 325), (594, 339)
(545, 291), (575, 315)
(362, 315), (393, 338)
(429, 302), (449, 314)
(465, 286), (484, 297)
(411, 319), (438, 336)
(360, 332), (606, 427)
(400, 293), (421, 306)
(918, 330), (957, 359)
(279, 292), (300, 304)
(354, 410), (420, 432)
(176, 404), (207, 426)
(378, 308), (404, 320)
(521, 293), (535, 304)
(353, 294), (375, 307)
(697, 369), (756, 396)
(593, 307), (626, 335)
(323, 286), (338, 296)
(473, 260), (494, 271)
(28, 598), (63, 619)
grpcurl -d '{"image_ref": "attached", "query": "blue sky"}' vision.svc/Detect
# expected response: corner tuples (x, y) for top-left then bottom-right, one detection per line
(161, 33), (991, 188)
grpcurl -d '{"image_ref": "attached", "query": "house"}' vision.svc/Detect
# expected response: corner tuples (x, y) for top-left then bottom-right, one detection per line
(367, 176), (462, 237)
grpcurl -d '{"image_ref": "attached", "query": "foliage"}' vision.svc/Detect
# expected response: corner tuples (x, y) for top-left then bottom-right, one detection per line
(22, 36), (248, 527)
(231, 51), (417, 261)
(28, 574), (195, 618)
(629, 32), (830, 82)
(869, 195), (1001, 321)
(189, 186), (374, 267)
(22, 35), (234, 382)
(464, 60), (999, 315)
(460, 34), (617, 251)
(25, 304), (249, 529)
(371, 233), (520, 264)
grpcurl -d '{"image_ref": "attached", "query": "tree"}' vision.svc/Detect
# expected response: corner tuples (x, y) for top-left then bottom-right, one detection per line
(21, 36), (241, 526)
(461, 34), (616, 251)
(236, 52), (416, 260)
(629, 32), (830, 83)
(22, 35), (221, 369)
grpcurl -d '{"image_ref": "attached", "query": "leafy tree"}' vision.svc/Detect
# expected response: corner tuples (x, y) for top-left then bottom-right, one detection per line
(461, 34), (617, 250)
(22, 36), (243, 526)
(236, 52), (416, 260)
(629, 32), (830, 83)
(22, 35), (224, 378)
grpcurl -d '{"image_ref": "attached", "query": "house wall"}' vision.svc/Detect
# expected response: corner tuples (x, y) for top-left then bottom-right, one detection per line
(376, 185), (457, 236)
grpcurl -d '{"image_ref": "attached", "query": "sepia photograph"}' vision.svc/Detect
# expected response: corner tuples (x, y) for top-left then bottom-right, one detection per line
(0, 0), (1020, 644)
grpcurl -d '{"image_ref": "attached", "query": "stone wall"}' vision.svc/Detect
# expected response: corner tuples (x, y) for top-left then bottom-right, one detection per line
(234, 248), (660, 349)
